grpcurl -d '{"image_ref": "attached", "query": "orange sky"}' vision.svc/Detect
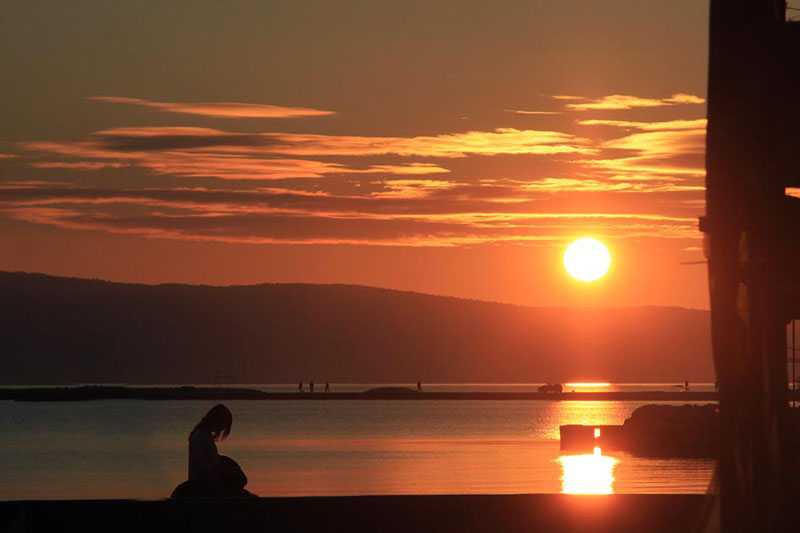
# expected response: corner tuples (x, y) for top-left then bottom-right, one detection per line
(0, 1), (710, 308)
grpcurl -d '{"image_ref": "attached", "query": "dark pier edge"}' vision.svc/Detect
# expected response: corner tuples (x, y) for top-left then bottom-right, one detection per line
(0, 494), (711, 533)
(0, 385), (726, 402)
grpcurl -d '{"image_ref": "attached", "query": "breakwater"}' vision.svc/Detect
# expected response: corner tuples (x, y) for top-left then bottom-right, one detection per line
(0, 385), (721, 402)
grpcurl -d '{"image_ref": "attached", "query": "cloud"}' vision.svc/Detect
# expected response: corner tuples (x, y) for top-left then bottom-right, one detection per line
(0, 153), (18, 159)
(30, 162), (129, 170)
(23, 141), (451, 180)
(0, 184), (702, 247)
(367, 164), (450, 175)
(665, 93), (705, 105)
(90, 96), (335, 118)
(371, 180), (458, 199)
(82, 126), (593, 158)
(602, 129), (705, 155)
(578, 119), (706, 131)
(0, 180), (74, 189)
(554, 93), (705, 111)
(504, 109), (560, 115)
(121, 154), (450, 180)
(22, 126), (592, 181)
(1, 203), (699, 247)
(8, 92), (708, 247)
(583, 119), (706, 180)
(518, 177), (703, 194)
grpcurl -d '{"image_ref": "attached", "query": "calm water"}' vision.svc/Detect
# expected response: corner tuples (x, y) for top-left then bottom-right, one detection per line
(0, 386), (716, 500)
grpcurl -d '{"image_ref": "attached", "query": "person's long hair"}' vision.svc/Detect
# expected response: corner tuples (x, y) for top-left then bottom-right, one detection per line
(191, 404), (232, 441)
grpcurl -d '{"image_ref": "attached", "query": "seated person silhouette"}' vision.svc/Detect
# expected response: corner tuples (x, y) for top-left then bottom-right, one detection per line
(171, 404), (254, 498)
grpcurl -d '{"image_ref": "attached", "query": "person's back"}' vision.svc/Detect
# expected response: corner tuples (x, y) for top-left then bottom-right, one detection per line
(188, 427), (221, 486)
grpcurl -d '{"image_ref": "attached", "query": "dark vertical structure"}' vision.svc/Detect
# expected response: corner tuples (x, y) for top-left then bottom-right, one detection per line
(704, 1), (800, 531)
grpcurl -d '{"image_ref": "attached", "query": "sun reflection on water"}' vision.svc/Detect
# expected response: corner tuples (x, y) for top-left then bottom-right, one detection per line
(559, 447), (618, 494)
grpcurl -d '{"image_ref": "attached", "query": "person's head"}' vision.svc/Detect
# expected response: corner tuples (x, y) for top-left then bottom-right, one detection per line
(193, 404), (232, 441)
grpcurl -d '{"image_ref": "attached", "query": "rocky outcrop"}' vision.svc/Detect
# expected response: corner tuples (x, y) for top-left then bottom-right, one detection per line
(620, 404), (719, 458)
(561, 404), (720, 458)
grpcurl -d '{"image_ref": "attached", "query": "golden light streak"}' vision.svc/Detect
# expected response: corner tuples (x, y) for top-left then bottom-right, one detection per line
(559, 447), (617, 494)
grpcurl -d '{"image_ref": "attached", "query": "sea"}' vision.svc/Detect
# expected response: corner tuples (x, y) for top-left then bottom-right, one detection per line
(0, 383), (717, 501)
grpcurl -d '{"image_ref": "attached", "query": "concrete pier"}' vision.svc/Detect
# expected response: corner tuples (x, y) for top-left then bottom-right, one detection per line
(0, 494), (710, 533)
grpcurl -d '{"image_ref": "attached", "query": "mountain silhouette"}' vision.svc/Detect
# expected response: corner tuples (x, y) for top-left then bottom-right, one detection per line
(0, 271), (713, 384)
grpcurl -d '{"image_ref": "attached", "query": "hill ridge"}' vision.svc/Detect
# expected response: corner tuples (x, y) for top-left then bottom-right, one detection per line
(0, 271), (713, 385)
(0, 270), (704, 312)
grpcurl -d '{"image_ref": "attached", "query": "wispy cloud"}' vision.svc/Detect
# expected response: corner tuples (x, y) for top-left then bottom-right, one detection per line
(24, 145), (451, 181)
(583, 118), (706, 180)
(0, 184), (701, 247)
(82, 126), (594, 158)
(504, 109), (560, 115)
(519, 177), (703, 193)
(578, 119), (706, 131)
(370, 180), (457, 199)
(22, 126), (592, 181)
(30, 162), (129, 170)
(665, 93), (705, 105)
(7, 91), (708, 247)
(554, 93), (705, 111)
(0, 180), (74, 189)
(126, 155), (451, 180)
(368, 164), (451, 176)
(90, 96), (336, 119)
(0, 184), (700, 217)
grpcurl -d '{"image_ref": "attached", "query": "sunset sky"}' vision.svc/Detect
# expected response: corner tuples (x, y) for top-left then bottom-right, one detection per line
(0, 1), (710, 308)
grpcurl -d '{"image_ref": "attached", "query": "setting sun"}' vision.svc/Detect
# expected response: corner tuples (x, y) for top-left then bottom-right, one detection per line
(563, 238), (611, 282)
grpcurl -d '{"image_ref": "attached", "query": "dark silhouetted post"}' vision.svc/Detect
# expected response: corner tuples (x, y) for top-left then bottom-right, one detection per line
(704, 1), (800, 530)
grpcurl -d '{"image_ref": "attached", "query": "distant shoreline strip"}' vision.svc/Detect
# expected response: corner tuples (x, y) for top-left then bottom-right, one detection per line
(0, 385), (724, 402)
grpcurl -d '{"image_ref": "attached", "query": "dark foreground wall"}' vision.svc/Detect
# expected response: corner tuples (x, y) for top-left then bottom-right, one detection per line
(0, 494), (709, 533)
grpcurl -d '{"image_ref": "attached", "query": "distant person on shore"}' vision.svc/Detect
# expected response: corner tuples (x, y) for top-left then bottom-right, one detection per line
(298, 382), (303, 393)
(324, 382), (330, 393)
(171, 404), (253, 498)
(417, 379), (422, 393)
(310, 381), (315, 393)
(684, 379), (690, 392)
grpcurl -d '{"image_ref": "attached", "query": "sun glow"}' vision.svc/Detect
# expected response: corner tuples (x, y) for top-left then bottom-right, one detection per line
(565, 382), (612, 388)
(559, 447), (618, 494)
(563, 238), (611, 282)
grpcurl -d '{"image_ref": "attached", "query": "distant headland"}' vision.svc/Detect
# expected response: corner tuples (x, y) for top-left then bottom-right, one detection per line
(0, 271), (713, 385)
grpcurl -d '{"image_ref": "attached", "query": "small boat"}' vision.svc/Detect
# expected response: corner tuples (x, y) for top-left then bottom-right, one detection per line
(538, 382), (563, 393)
